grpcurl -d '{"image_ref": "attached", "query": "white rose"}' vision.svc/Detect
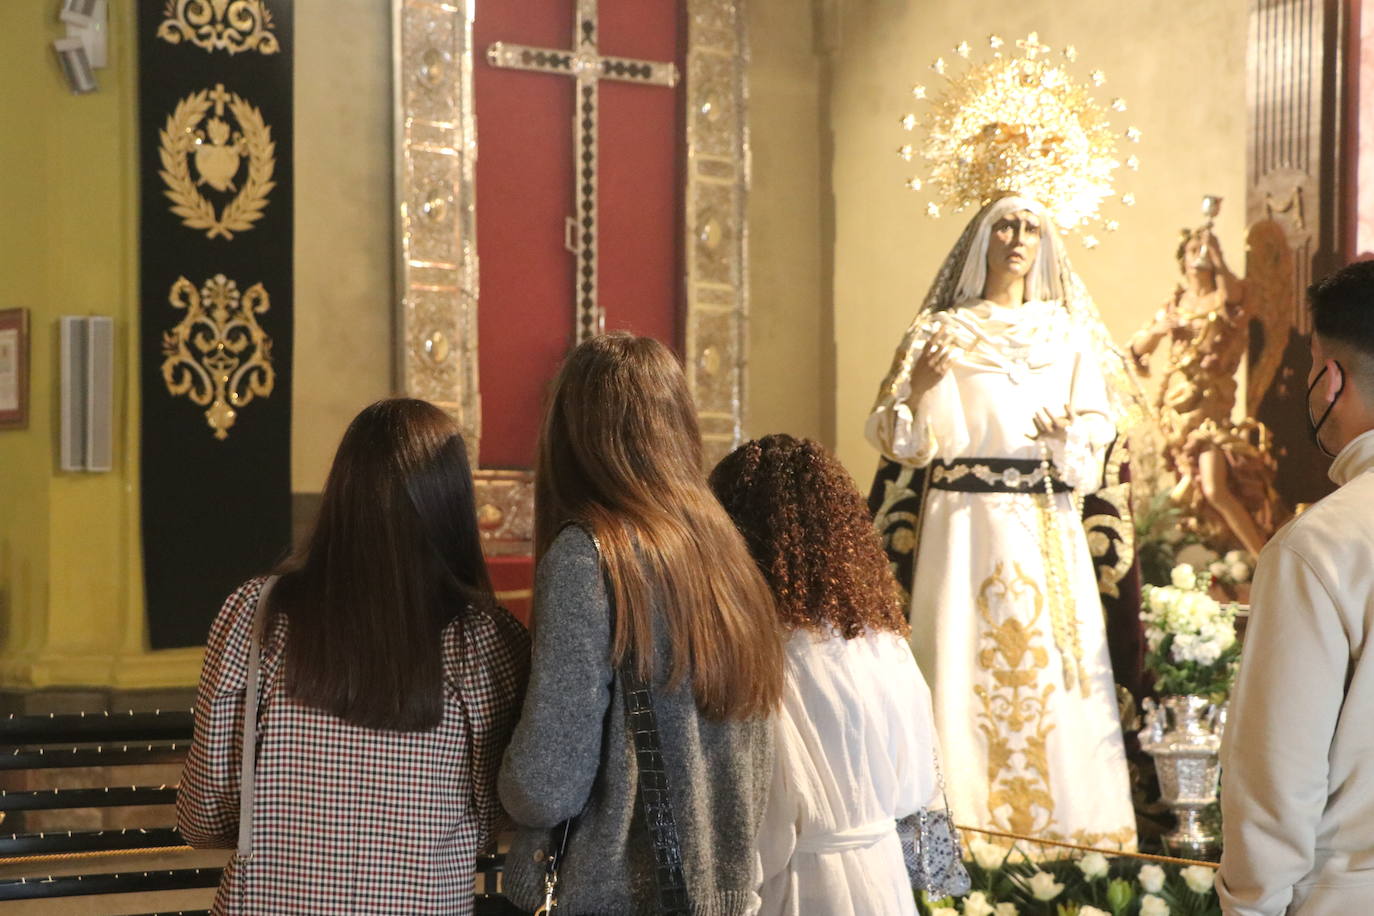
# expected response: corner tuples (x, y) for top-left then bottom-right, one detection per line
(1140, 894), (1170, 916)
(932, 908), (959, 916)
(1138, 863), (1166, 893)
(1181, 864), (1216, 894)
(1224, 549), (1246, 565)
(1171, 563), (1197, 590)
(1208, 560), (1229, 581)
(1078, 851), (1110, 880)
(969, 838), (1008, 870)
(1215, 623), (1237, 652)
(994, 905), (1018, 916)
(1229, 561), (1251, 583)
(1171, 633), (1199, 664)
(1191, 639), (1222, 666)
(1079, 908), (1111, 916)
(1027, 870), (1064, 901)
(962, 891), (995, 916)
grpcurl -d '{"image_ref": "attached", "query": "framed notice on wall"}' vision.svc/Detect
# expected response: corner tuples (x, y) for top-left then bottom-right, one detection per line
(0, 308), (28, 430)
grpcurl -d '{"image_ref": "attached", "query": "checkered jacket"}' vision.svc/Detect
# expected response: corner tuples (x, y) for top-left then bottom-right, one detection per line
(178, 576), (529, 915)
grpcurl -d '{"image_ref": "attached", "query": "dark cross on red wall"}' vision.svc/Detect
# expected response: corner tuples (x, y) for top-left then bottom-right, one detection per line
(486, 0), (678, 343)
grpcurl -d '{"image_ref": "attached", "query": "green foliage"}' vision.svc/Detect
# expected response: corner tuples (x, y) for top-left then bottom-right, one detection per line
(1106, 877), (1135, 914)
(1134, 487), (1189, 588)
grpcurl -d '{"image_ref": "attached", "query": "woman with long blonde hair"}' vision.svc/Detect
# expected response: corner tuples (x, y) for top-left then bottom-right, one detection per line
(499, 333), (784, 914)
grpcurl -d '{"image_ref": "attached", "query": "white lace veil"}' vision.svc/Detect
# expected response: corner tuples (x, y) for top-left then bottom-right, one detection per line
(872, 195), (1143, 425)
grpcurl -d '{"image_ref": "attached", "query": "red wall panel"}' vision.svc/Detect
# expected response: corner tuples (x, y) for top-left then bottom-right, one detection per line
(597, 1), (681, 350)
(473, 0), (682, 469)
(474, 0), (577, 469)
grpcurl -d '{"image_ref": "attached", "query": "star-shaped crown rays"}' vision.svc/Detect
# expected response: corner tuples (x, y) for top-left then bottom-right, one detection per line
(899, 33), (1139, 244)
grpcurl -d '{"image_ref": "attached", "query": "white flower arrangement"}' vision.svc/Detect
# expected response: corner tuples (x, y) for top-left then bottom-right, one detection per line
(1140, 563), (1241, 699)
(1139, 894), (1170, 916)
(918, 838), (1222, 916)
(1180, 865), (1217, 894)
(1207, 549), (1253, 587)
(961, 891), (995, 916)
(1137, 863), (1166, 893)
(1077, 851), (1110, 880)
(1026, 871), (1064, 901)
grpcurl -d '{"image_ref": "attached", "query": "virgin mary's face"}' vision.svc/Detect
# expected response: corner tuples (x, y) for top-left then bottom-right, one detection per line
(985, 210), (1042, 282)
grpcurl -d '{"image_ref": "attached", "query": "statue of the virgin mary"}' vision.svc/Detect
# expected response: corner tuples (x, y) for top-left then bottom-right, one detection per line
(868, 37), (1143, 850)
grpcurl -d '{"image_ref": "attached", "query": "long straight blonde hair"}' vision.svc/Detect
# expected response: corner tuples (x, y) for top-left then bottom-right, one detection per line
(534, 333), (784, 719)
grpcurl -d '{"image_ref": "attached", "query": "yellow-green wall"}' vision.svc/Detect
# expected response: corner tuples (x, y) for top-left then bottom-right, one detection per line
(0, 0), (397, 689)
(0, 1), (197, 689)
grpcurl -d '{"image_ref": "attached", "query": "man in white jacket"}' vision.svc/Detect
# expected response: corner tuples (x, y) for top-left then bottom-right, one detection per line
(1218, 260), (1374, 915)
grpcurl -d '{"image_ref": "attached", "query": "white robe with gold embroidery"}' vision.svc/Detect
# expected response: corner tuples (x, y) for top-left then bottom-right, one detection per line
(866, 299), (1137, 851)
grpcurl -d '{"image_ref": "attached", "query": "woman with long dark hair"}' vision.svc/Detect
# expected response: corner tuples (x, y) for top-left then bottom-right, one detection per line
(498, 333), (784, 914)
(178, 398), (528, 914)
(711, 434), (942, 916)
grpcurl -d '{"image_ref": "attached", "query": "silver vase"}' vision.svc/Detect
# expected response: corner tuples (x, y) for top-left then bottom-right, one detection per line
(1139, 694), (1226, 858)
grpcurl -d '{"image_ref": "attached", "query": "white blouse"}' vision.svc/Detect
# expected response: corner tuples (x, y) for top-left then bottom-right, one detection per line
(756, 627), (940, 916)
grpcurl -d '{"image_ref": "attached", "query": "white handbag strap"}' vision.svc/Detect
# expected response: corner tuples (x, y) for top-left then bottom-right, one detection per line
(237, 575), (277, 858)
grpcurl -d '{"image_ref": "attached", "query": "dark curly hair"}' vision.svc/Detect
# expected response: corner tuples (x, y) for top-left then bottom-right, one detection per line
(709, 434), (909, 639)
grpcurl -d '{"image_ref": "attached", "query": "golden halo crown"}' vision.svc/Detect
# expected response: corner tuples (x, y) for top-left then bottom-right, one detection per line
(899, 33), (1138, 247)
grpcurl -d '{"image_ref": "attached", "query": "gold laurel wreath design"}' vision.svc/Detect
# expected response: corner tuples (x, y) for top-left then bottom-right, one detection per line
(157, 89), (277, 240)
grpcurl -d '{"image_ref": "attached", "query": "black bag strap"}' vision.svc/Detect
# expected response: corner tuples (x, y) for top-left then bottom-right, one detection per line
(587, 525), (693, 914)
(237, 575), (278, 859)
(619, 661), (691, 914)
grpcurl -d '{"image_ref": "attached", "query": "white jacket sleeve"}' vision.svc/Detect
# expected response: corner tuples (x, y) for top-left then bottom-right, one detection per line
(1217, 540), (1349, 915)
(756, 705), (802, 886)
(885, 635), (943, 818)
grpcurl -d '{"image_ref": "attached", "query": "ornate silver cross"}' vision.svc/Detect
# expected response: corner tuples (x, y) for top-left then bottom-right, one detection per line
(486, 0), (679, 343)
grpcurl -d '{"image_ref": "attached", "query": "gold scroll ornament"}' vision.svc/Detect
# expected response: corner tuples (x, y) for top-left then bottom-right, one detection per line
(156, 0), (280, 55)
(159, 83), (275, 240)
(161, 274), (275, 440)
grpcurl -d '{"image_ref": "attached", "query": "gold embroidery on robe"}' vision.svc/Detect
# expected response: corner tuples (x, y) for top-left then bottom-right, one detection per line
(974, 562), (1058, 837)
(1086, 438), (1134, 599)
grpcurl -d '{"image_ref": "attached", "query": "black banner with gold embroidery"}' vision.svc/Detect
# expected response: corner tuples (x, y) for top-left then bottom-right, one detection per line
(138, 0), (293, 648)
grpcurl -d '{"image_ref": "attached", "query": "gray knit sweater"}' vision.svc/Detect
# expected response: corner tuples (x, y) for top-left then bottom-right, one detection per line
(498, 526), (772, 915)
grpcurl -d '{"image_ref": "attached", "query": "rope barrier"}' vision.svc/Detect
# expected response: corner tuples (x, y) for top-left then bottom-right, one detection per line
(957, 824), (1220, 870)
(0, 827), (1219, 873)
(0, 845), (194, 868)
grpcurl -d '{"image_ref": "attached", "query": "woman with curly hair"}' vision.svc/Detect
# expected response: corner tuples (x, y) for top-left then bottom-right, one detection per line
(710, 434), (941, 916)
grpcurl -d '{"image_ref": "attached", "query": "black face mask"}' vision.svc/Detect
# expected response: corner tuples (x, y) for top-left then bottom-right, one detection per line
(1307, 361), (1345, 459)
